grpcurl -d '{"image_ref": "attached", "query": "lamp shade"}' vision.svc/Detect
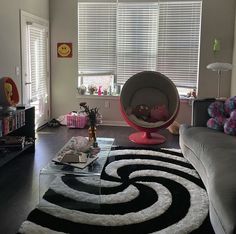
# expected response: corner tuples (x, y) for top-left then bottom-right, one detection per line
(206, 62), (232, 72)
(206, 62), (232, 98)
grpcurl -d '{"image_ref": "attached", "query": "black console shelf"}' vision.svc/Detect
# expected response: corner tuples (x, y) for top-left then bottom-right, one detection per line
(0, 106), (35, 167)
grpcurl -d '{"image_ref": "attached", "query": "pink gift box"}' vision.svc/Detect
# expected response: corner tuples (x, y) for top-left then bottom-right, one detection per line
(66, 113), (87, 128)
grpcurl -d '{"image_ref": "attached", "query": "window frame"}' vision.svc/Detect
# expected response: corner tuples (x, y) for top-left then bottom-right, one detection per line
(78, 73), (115, 94)
(77, 0), (202, 94)
(20, 10), (51, 128)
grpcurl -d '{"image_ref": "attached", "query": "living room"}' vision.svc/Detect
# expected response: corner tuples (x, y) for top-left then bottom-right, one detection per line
(0, 0), (236, 233)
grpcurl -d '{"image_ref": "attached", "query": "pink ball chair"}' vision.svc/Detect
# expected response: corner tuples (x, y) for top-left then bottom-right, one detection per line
(120, 71), (180, 145)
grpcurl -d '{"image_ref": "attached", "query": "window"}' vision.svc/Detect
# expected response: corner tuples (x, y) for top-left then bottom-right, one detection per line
(157, 1), (202, 89)
(21, 11), (50, 128)
(27, 23), (48, 103)
(78, 0), (202, 92)
(117, 3), (158, 85)
(78, 74), (114, 91)
(78, 3), (116, 74)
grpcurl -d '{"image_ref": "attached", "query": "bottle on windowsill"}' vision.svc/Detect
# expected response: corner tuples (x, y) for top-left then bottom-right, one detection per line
(98, 86), (102, 96)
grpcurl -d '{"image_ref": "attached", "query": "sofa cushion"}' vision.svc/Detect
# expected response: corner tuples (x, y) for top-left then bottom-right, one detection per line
(180, 124), (236, 234)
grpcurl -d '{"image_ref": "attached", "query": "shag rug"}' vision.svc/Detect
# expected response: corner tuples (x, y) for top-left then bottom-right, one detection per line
(18, 148), (214, 234)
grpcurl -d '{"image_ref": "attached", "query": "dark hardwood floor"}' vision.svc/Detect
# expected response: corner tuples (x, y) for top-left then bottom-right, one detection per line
(0, 125), (179, 234)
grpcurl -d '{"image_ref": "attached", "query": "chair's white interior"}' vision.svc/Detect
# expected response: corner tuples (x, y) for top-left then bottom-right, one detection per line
(120, 71), (179, 128)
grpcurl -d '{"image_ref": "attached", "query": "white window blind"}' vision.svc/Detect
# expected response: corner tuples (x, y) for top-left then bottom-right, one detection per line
(78, 3), (116, 75)
(157, 1), (202, 88)
(78, 1), (202, 89)
(117, 3), (158, 84)
(27, 24), (48, 102)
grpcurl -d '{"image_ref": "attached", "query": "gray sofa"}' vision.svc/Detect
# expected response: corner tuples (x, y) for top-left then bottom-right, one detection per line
(179, 98), (236, 234)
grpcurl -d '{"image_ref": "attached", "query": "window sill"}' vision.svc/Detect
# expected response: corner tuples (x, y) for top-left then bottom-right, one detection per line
(76, 94), (195, 103)
(76, 94), (120, 100)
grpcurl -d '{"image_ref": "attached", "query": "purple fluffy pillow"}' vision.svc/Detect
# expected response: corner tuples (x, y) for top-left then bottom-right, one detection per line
(224, 96), (236, 116)
(224, 110), (236, 136)
(207, 101), (226, 131)
(208, 101), (225, 118)
(207, 116), (226, 131)
(207, 97), (236, 136)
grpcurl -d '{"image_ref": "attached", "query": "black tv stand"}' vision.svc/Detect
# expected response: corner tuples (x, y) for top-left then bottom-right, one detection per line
(0, 106), (35, 167)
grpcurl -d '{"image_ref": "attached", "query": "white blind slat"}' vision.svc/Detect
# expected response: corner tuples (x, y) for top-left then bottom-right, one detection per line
(157, 1), (202, 88)
(78, 3), (116, 74)
(117, 3), (158, 84)
(27, 25), (48, 100)
(78, 1), (202, 88)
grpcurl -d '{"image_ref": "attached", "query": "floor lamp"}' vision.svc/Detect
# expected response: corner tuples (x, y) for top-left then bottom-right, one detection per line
(206, 62), (232, 98)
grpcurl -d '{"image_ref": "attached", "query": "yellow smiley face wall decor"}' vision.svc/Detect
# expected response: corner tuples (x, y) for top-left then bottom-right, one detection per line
(57, 43), (72, 58)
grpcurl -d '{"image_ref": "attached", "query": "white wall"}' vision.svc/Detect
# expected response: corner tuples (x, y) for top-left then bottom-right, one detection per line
(50, 0), (236, 124)
(231, 10), (236, 96)
(50, 0), (79, 119)
(0, 0), (49, 102)
(198, 0), (235, 98)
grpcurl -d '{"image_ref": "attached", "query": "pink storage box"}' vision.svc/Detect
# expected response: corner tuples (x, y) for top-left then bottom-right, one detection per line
(66, 113), (87, 128)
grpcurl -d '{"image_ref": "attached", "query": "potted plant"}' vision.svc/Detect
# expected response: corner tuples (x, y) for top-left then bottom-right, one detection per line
(79, 102), (102, 146)
(88, 84), (97, 95)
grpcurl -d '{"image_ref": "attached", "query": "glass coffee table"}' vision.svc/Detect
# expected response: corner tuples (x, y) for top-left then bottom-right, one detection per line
(39, 137), (114, 210)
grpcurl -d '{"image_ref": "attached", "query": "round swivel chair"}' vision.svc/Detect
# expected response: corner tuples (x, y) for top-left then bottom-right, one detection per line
(120, 71), (180, 145)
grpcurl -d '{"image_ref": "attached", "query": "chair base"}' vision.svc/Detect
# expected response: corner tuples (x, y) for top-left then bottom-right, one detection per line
(129, 132), (166, 145)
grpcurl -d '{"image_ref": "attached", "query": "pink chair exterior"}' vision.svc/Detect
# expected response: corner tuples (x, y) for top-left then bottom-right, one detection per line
(120, 71), (180, 144)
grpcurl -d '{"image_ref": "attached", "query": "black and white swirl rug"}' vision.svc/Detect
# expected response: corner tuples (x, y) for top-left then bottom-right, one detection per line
(19, 148), (214, 234)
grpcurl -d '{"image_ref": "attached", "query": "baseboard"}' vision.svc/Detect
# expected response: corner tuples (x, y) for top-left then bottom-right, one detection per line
(101, 120), (128, 127)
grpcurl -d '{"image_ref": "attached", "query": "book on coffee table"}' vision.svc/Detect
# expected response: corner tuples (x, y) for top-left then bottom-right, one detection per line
(52, 154), (99, 169)
(52, 136), (100, 169)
